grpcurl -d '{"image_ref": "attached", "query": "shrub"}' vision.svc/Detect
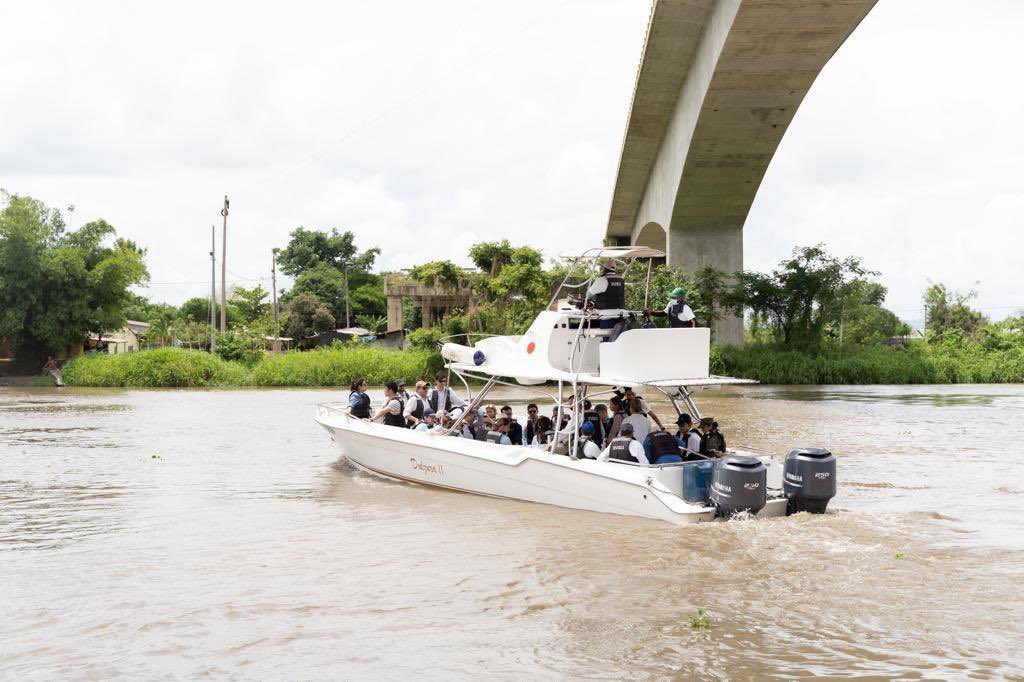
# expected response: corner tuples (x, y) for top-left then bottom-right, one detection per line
(247, 344), (443, 386)
(62, 347), (247, 387)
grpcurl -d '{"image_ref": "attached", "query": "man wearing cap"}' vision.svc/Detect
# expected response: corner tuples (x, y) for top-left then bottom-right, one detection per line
(599, 422), (648, 464)
(575, 421), (602, 459)
(403, 380), (430, 427)
(685, 417), (715, 458)
(664, 287), (697, 328)
(396, 380), (411, 403)
(415, 410), (442, 432)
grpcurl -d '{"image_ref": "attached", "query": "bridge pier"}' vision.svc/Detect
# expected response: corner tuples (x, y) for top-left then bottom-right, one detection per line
(668, 225), (743, 345)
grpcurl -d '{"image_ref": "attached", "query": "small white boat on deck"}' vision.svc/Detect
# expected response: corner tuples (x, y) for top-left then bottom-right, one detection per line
(315, 247), (837, 525)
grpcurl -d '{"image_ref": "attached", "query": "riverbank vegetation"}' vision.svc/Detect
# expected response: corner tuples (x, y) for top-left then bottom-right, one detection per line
(62, 344), (443, 388)
(5, 190), (1022, 386)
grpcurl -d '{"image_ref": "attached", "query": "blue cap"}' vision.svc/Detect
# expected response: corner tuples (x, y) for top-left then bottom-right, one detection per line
(581, 421), (595, 434)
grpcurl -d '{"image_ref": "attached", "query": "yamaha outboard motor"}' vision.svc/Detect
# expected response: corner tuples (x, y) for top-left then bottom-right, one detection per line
(783, 448), (837, 514)
(710, 456), (766, 517)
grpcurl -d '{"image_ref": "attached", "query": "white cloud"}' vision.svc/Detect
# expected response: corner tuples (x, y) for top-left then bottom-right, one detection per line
(1, 0), (1020, 320)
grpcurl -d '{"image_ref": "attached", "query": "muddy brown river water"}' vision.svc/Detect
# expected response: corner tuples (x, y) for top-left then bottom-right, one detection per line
(2, 385), (1023, 679)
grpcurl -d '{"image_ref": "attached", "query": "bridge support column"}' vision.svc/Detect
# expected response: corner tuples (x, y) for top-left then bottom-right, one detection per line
(667, 226), (743, 346)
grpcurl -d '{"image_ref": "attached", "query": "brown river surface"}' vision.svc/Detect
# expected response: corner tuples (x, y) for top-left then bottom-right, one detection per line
(2, 385), (1023, 679)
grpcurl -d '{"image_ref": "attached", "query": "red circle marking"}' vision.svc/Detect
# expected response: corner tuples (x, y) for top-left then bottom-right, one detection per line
(526, 341), (536, 354)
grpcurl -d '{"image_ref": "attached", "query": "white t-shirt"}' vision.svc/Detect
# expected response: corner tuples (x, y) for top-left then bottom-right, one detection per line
(599, 439), (648, 464)
(585, 276), (609, 299)
(622, 413), (651, 444)
(686, 430), (704, 456)
(381, 398), (402, 416)
(665, 301), (695, 324)
(428, 387), (466, 414)
(578, 439), (601, 459)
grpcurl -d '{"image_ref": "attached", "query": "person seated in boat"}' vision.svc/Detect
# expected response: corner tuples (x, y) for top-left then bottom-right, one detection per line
(500, 405), (524, 445)
(705, 420), (727, 455)
(603, 396), (627, 441)
(644, 429), (684, 464)
(598, 422), (648, 464)
(403, 380), (430, 427)
(459, 408), (480, 439)
(622, 397), (652, 444)
(574, 421), (602, 459)
(370, 380), (406, 427)
(346, 378), (371, 419)
(427, 371), (466, 416)
(524, 403), (541, 444)
(486, 417), (513, 445)
(581, 402), (605, 445)
(415, 410), (442, 432)
(618, 387), (665, 430)
(529, 416), (554, 446)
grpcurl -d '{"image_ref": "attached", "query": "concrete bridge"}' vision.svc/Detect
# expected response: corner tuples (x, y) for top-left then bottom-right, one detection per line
(605, 0), (878, 343)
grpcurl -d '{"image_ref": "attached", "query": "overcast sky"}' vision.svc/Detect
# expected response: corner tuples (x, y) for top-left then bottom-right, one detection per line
(2, 1), (1021, 322)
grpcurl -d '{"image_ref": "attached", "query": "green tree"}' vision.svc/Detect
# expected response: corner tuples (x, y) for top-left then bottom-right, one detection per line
(232, 285), (270, 325)
(0, 191), (149, 359)
(731, 244), (874, 348)
(179, 297), (236, 326)
(287, 262), (345, 317)
(923, 282), (987, 339)
(275, 227), (380, 278)
(283, 292), (336, 348)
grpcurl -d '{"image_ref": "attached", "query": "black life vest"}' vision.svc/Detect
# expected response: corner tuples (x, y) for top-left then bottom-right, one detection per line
(649, 430), (681, 459)
(608, 437), (638, 463)
(407, 395), (425, 425)
(383, 399), (406, 427)
(349, 391), (371, 419)
(485, 430), (504, 444)
(668, 300), (697, 328)
(427, 388), (451, 413)
(575, 437), (597, 459)
(593, 275), (625, 310)
(474, 425), (490, 441)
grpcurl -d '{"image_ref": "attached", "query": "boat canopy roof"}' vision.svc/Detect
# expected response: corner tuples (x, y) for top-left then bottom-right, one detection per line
(558, 246), (664, 260)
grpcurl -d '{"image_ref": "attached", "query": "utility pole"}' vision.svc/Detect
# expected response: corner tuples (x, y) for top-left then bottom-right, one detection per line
(220, 195), (229, 333)
(271, 248), (280, 353)
(210, 226), (217, 351)
(344, 266), (351, 328)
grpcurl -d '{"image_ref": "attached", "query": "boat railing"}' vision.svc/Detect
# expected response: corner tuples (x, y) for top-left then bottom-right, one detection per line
(317, 402), (352, 420)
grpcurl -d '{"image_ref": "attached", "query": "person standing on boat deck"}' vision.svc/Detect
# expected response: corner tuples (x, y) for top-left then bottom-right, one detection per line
(574, 421), (602, 459)
(403, 380), (430, 427)
(396, 380), (410, 403)
(595, 404), (610, 443)
(347, 378), (371, 419)
(370, 381), (406, 427)
(622, 397), (652, 444)
(427, 371), (466, 416)
(486, 417), (513, 445)
(683, 416), (712, 458)
(599, 422), (648, 464)
(500, 405), (524, 445)
(524, 403), (541, 444)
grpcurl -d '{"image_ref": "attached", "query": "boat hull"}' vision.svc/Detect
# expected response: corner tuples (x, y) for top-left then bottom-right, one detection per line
(316, 410), (788, 525)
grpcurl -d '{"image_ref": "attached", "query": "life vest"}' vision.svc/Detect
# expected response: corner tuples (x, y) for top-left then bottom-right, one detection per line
(608, 437), (638, 463)
(406, 395), (425, 425)
(705, 430), (726, 452)
(592, 275), (625, 310)
(575, 437), (597, 459)
(668, 300), (697, 328)
(485, 430), (504, 444)
(383, 399), (406, 427)
(349, 391), (371, 419)
(427, 388), (451, 413)
(649, 430), (681, 459)
(474, 425), (490, 441)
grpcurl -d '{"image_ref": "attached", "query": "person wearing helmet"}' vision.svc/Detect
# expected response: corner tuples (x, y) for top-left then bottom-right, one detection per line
(574, 421), (602, 459)
(664, 287), (696, 328)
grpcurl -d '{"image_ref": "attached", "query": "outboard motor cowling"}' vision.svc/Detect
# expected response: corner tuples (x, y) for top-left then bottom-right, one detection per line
(710, 456), (767, 517)
(783, 448), (836, 515)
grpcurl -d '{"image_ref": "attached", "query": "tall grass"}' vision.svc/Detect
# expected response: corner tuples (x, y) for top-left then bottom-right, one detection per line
(711, 341), (1024, 384)
(62, 344), (444, 388)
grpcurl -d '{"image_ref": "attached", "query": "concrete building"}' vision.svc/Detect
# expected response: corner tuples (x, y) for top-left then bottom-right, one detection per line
(383, 271), (476, 332)
(606, 0), (877, 343)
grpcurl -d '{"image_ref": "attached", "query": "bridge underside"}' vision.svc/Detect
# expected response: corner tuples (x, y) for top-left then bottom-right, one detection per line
(607, 0), (877, 343)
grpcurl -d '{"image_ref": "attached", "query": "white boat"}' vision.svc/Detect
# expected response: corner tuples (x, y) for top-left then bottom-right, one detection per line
(315, 246), (837, 525)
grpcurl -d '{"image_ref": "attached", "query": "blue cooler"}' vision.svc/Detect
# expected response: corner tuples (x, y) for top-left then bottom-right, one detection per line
(682, 460), (716, 504)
